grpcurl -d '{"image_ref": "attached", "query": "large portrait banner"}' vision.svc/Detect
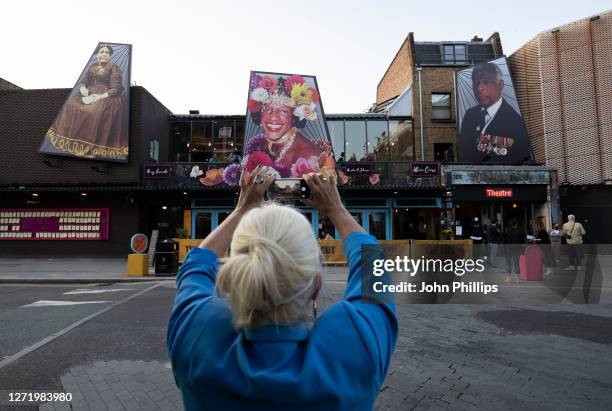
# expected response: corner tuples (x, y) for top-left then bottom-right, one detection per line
(456, 57), (532, 163)
(39, 42), (132, 162)
(243, 71), (336, 178)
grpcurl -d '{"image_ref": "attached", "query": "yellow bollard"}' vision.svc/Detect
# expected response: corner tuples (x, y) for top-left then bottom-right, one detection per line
(127, 254), (149, 276)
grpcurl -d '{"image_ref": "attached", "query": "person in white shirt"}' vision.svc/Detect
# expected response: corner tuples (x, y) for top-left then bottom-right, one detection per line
(562, 214), (586, 270)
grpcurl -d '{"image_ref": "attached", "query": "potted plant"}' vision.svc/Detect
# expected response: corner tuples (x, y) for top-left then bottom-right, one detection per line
(440, 228), (453, 240)
(175, 227), (190, 239)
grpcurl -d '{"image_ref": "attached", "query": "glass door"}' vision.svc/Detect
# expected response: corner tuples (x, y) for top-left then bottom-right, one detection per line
(347, 209), (391, 240)
(367, 211), (388, 240)
(192, 209), (235, 238)
(194, 212), (212, 239)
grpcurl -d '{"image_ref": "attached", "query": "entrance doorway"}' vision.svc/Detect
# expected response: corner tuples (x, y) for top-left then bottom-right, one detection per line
(454, 202), (532, 240)
(393, 209), (439, 239)
(192, 209), (233, 238)
(190, 207), (392, 240)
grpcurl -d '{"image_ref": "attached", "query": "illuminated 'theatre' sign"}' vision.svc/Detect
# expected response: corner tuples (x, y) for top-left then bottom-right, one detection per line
(485, 188), (513, 198)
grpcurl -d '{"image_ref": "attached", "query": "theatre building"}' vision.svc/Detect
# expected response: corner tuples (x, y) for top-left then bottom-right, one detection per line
(2, 24), (578, 257)
(374, 31), (560, 236)
(509, 10), (612, 243)
(149, 112), (442, 243)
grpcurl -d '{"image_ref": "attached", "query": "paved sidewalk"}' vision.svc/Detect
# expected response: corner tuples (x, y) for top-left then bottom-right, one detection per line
(0, 258), (163, 283)
(30, 278), (612, 411)
(38, 361), (180, 411)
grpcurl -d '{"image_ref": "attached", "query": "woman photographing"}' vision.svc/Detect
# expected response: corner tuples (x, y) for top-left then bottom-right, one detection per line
(167, 167), (398, 410)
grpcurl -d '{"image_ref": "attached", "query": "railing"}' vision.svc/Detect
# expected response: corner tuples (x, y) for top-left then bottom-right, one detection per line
(142, 161), (441, 189)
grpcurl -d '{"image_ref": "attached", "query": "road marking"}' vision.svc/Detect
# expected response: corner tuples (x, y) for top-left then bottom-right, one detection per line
(20, 300), (111, 308)
(63, 288), (130, 295)
(0, 282), (166, 370)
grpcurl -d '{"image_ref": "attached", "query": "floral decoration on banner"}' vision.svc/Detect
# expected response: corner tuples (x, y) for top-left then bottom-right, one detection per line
(248, 74), (318, 122)
(245, 151), (291, 178)
(188, 164), (245, 187)
(291, 157), (318, 177)
(190, 165), (203, 178)
(200, 168), (225, 186)
(245, 133), (266, 154)
(337, 169), (349, 185)
(223, 164), (242, 187)
(368, 174), (380, 186)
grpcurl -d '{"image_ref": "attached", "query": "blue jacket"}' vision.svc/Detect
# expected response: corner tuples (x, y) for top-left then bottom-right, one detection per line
(167, 232), (398, 410)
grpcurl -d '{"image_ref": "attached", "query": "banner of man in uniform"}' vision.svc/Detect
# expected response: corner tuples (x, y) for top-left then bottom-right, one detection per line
(456, 57), (532, 163)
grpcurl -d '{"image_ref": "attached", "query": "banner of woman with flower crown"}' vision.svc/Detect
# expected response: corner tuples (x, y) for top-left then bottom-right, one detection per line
(242, 71), (336, 180)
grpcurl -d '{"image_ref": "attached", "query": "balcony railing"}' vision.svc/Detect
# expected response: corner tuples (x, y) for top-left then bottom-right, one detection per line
(142, 161), (441, 190)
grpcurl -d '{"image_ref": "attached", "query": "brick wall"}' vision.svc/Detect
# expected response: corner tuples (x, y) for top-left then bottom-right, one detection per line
(413, 67), (459, 160)
(0, 86), (171, 186)
(509, 10), (612, 185)
(377, 34), (415, 105)
(487, 32), (504, 56)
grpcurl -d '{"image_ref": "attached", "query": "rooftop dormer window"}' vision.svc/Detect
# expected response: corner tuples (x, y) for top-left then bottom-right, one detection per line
(443, 44), (466, 64)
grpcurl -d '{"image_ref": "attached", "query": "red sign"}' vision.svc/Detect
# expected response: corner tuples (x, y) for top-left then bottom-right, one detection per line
(130, 233), (148, 253)
(0, 209), (109, 241)
(485, 188), (513, 198)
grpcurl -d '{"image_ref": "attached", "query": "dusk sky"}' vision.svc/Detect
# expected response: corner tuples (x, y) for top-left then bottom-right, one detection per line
(2, 1), (607, 114)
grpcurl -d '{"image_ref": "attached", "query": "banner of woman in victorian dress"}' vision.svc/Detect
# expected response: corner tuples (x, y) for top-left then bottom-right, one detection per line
(39, 42), (131, 162)
(243, 71), (336, 178)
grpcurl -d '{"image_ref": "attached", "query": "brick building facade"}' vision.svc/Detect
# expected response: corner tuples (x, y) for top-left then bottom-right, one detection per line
(376, 33), (503, 161)
(0, 84), (173, 256)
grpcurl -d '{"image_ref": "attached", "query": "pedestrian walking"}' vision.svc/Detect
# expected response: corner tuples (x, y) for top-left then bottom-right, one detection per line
(487, 219), (501, 268)
(534, 217), (553, 275)
(469, 217), (484, 259)
(549, 223), (562, 263)
(502, 220), (523, 283)
(562, 214), (586, 270)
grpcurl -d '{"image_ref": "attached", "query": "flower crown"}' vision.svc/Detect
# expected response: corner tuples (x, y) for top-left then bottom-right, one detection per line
(247, 73), (319, 121)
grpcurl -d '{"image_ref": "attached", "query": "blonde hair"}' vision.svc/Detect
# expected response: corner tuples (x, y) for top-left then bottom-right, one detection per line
(216, 203), (321, 329)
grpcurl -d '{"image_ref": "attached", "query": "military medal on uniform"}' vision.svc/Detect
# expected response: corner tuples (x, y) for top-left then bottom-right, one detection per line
(476, 133), (514, 156)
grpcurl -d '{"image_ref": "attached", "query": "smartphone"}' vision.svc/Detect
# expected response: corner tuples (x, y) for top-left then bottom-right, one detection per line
(267, 178), (311, 201)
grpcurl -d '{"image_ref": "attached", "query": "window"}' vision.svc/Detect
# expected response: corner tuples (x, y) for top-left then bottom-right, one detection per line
(327, 120), (345, 161)
(171, 123), (190, 162)
(434, 143), (454, 162)
(366, 120), (388, 160)
(318, 215), (336, 240)
(195, 212), (212, 239)
(443, 44), (466, 64)
(214, 120), (234, 141)
(388, 119), (414, 160)
(149, 138), (159, 163)
(345, 121), (366, 161)
(431, 93), (451, 120)
(189, 121), (213, 162)
(368, 211), (387, 240)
